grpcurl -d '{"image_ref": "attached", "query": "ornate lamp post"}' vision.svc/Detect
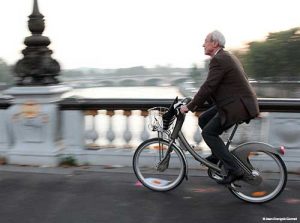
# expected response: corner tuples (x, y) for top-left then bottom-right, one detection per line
(4, 0), (71, 166)
(14, 0), (60, 86)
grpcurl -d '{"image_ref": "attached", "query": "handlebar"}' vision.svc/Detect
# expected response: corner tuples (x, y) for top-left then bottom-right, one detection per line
(162, 97), (192, 132)
(173, 97), (192, 111)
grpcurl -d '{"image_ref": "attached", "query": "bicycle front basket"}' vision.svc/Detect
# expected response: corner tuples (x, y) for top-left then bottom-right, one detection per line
(147, 107), (169, 132)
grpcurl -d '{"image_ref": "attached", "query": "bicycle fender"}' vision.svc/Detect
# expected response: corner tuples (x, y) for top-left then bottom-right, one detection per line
(231, 142), (282, 169)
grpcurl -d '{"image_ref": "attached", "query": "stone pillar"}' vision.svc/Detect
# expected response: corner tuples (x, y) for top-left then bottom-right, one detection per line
(5, 86), (70, 166)
(4, 0), (71, 166)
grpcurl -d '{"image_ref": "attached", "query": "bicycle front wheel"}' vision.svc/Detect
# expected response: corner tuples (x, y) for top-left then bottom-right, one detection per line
(229, 148), (287, 203)
(133, 138), (186, 192)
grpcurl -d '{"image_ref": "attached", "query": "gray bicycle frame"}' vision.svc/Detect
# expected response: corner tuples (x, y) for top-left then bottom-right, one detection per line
(176, 131), (222, 172)
(162, 111), (239, 173)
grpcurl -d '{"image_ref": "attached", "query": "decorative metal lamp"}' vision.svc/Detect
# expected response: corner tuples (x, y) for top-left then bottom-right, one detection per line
(14, 0), (60, 86)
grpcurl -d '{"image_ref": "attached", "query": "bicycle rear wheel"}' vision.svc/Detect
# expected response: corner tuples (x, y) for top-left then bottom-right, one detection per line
(133, 138), (186, 192)
(229, 149), (287, 203)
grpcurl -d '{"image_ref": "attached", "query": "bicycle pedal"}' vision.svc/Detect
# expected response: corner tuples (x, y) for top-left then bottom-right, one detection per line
(232, 183), (241, 188)
(226, 183), (240, 191)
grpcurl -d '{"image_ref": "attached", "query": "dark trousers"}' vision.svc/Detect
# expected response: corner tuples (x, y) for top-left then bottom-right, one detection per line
(199, 106), (241, 174)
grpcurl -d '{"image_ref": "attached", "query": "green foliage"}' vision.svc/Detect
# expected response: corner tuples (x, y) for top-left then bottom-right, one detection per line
(236, 27), (300, 81)
(59, 156), (77, 167)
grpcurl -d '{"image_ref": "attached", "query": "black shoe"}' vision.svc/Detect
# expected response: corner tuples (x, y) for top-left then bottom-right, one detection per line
(217, 171), (244, 185)
(205, 155), (219, 165)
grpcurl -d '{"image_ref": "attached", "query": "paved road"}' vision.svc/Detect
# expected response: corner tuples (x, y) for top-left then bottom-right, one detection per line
(0, 165), (299, 223)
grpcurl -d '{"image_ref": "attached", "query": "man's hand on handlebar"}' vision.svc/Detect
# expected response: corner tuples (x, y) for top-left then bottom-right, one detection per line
(180, 105), (189, 114)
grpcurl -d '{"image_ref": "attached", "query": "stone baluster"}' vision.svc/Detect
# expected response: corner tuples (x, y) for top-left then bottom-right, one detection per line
(140, 110), (150, 141)
(123, 110), (132, 147)
(193, 112), (202, 149)
(106, 110), (115, 147)
(84, 110), (100, 149)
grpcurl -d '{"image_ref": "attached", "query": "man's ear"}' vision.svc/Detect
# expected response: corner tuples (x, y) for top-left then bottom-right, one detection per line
(212, 41), (219, 48)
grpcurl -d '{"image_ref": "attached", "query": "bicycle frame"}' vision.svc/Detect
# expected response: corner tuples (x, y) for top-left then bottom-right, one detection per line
(160, 110), (242, 174)
(177, 131), (221, 172)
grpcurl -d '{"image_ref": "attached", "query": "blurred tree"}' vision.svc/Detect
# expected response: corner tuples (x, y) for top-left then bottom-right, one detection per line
(237, 27), (300, 81)
(0, 58), (14, 85)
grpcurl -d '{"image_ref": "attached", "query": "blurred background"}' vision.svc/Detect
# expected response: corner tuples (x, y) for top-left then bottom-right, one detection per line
(1, 0), (300, 98)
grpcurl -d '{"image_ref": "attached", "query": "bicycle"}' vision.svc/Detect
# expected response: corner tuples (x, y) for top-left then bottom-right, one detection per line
(132, 97), (287, 203)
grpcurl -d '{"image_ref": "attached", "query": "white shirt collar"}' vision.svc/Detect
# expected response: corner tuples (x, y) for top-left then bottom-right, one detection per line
(213, 48), (222, 57)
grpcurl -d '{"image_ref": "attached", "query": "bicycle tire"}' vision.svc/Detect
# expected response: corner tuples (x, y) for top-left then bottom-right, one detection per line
(133, 138), (186, 192)
(228, 145), (287, 203)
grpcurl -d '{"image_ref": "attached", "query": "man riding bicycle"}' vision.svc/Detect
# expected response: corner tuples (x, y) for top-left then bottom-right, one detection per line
(180, 30), (259, 185)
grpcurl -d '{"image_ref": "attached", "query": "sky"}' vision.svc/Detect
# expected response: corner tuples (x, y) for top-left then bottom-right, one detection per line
(0, 0), (300, 69)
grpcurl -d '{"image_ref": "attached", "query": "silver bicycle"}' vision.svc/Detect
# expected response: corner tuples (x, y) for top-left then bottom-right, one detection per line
(133, 97), (287, 203)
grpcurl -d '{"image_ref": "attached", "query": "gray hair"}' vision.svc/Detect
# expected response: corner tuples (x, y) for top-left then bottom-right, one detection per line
(209, 30), (226, 48)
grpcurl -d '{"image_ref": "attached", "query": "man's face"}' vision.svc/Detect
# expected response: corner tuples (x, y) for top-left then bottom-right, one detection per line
(203, 34), (217, 56)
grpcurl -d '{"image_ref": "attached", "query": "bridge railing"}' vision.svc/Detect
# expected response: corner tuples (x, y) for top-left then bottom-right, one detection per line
(57, 97), (300, 169)
(59, 98), (204, 150)
(1, 97), (300, 170)
(59, 97), (300, 112)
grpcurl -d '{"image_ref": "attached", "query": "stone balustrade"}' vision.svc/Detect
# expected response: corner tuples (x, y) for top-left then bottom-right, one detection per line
(59, 97), (300, 171)
(0, 97), (300, 172)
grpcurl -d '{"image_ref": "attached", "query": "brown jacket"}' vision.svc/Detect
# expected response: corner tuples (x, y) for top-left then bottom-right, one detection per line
(187, 49), (259, 129)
